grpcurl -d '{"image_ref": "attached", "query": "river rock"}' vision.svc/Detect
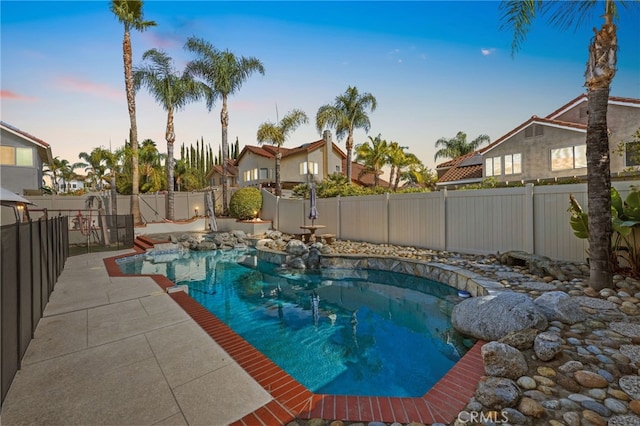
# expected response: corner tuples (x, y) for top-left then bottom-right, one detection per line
(475, 377), (522, 409)
(574, 370), (608, 388)
(609, 415), (640, 426)
(534, 332), (564, 361)
(452, 293), (548, 341)
(533, 291), (587, 324)
(481, 342), (528, 379)
(518, 397), (545, 418)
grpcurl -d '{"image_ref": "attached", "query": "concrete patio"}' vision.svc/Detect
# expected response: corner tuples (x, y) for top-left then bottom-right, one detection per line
(0, 249), (271, 426)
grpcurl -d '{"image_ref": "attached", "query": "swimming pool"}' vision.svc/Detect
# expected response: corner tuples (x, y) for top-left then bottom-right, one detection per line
(118, 248), (472, 397)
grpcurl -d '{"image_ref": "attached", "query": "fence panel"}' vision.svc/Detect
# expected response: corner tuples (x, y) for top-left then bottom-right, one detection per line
(388, 192), (445, 249)
(1, 217), (68, 407)
(1, 225), (19, 405)
(339, 194), (388, 244)
(277, 197), (306, 235)
(446, 187), (528, 255)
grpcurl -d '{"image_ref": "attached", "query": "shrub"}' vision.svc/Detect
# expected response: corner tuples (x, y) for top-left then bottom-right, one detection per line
(229, 187), (262, 220)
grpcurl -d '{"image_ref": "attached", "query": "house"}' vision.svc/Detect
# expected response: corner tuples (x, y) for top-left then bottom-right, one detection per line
(0, 122), (53, 195)
(205, 159), (239, 189)
(234, 130), (346, 190)
(436, 95), (640, 188)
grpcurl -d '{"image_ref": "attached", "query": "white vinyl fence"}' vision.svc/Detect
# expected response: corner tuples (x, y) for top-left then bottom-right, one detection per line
(261, 181), (640, 262)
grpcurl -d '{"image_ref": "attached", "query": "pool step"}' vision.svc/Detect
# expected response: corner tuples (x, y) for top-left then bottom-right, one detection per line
(134, 235), (168, 252)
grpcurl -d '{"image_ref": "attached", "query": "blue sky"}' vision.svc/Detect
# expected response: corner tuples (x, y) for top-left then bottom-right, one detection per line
(2, 1), (639, 171)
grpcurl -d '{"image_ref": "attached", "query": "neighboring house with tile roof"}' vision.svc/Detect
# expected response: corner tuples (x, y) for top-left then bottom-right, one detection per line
(204, 159), (239, 189)
(232, 130), (347, 190)
(436, 94), (640, 189)
(0, 121), (53, 195)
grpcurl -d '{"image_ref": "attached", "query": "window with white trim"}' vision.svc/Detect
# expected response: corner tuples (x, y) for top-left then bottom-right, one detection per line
(299, 161), (319, 175)
(504, 153), (522, 175)
(551, 145), (587, 171)
(485, 156), (502, 176)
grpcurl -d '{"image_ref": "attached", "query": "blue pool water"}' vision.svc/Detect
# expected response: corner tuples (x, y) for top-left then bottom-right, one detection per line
(118, 248), (471, 397)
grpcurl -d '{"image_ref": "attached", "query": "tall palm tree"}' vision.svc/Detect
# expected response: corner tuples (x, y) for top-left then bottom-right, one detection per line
(185, 36), (265, 215)
(433, 131), (490, 162)
(392, 150), (422, 191)
(134, 48), (209, 220)
(44, 157), (70, 193)
(386, 141), (407, 189)
(500, 0), (636, 289)
(354, 134), (389, 187)
(99, 147), (122, 216)
(256, 109), (309, 196)
(110, 0), (156, 225)
(316, 86), (377, 183)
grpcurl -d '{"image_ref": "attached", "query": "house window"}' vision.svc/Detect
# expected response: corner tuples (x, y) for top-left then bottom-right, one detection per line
(299, 161), (318, 175)
(16, 148), (33, 166)
(0, 146), (14, 165)
(504, 153), (522, 175)
(626, 142), (640, 167)
(259, 168), (268, 179)
(252, 168), (258, 180)
(485, 156), (501, 176)
(551, 145), (587, 171)
(243, 170), (251, 182)
(335, 165), (341, 172)
(0, 146), (33, 166)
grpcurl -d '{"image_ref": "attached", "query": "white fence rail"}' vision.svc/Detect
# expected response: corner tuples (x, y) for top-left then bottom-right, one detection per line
(261, 181), (640, 262)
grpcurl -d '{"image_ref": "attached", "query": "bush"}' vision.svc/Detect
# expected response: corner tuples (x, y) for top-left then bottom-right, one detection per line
(229, 187), (262, 220)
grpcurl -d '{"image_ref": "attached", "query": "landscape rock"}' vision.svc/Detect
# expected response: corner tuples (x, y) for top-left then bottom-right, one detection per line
(498, 328), (538, 350)
(518, 397), (545, 418)
(452, 293), (548, 341)
(481, 342), (528, 379)
(534, 291), (587, 324)
(533, 332), (564, 361)
(475, 377), (521, 409)
(286, 239), (309, 256)
(573, 370), (609, 389)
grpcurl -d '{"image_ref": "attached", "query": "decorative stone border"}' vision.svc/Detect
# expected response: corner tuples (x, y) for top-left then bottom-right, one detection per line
(256, 247), (507, 297)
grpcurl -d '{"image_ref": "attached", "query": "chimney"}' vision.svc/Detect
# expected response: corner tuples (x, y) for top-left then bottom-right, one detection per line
(323, 130), (332, 143)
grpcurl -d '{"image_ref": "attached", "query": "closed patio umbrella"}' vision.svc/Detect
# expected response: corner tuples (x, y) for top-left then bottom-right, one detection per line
(308, 182), (318, 226)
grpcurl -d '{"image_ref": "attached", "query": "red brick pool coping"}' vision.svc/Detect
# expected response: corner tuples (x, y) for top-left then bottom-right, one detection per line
(104, 245), (486, 425)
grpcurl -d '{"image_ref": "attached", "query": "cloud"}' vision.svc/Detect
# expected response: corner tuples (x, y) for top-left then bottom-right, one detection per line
(141, 31), (181, 49)
(56, 76), (122, 100)
(0, 90), (37, 101)
(481, 48), (496, 56)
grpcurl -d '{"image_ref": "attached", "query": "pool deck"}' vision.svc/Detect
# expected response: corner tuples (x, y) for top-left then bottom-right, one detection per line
(0, 247), (486, 425)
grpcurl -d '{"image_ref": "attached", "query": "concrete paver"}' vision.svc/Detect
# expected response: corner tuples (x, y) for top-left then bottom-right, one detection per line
(0, 249), (272, 426)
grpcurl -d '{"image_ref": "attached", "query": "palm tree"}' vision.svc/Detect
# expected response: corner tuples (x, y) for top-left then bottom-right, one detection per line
(402, 163), (438, 191)
(316, 86), (377, 183)
(138, 139), (166, 193)
(392, 150), (422, 191)
(256, 109), (309, 196)
(78, 148), (108, 191)
(185, 36), (265, 215)
(134, 48), (208, 220)
(500, 0), (636, 289)
(386, 141), (407, 189)
(354, 134), (389, 187)
(433, 131), (490, 162)
(99, 148), (122, 216)
(110, 0), (156, 225)
(44, 157), (71, 193)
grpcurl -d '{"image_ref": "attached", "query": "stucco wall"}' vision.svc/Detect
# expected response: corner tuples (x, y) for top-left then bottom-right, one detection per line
(0, 128), (41, 195)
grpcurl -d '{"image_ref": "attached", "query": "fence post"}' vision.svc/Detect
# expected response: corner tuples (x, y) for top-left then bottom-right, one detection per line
(336, 195), (341, 240)
(525, 183), (535, 254)
(440, 188), (447, 251)
(385, 192), (390, 245)
(275, 195), (280, 231)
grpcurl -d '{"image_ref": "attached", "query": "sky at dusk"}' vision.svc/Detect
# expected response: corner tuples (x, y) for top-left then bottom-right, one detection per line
(2, 1), (639, 172)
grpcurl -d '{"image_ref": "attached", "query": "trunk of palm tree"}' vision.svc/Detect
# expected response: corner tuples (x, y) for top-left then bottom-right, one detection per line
(123, 29), (142, 225)
(275, 151), (282, 196)
(110, 175), (117, 216)
(166, 108), (175, 220)
(346, 133), (354, 183)
(388, 166), (396, 189)
(585, 14), (617, 290)
(221, 96), (229, 216)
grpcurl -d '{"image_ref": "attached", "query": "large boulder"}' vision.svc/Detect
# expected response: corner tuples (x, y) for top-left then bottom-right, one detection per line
(452, 292), (548, 341)
(534, 291), (587, 324)
(286, 239), (309, 256)
(481, 342), (528, 379)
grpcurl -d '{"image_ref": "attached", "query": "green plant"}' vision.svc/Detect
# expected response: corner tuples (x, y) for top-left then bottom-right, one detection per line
(228, 187), (262, 220)
(569, 186), (640, 276)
